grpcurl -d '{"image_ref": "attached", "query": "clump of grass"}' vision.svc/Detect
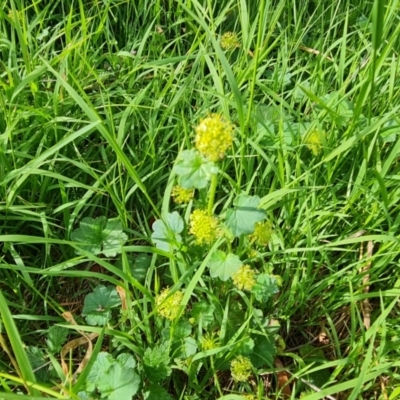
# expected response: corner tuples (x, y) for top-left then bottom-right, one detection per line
(1, 0), (400, 399)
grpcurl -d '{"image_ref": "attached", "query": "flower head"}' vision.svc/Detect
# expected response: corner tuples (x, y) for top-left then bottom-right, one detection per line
(232, 265), (257, 291)
(201, 332), (219, 351)
(250, 220), (273, 246)
(230, 355), (253, 382)
(155, 288), (184, 320)
(220, 32), (240, 50)
(195, 114), (234, 162)
(189, 209), (219, 245)
(305, 129), (324, 156)
(172, 186), (194, 204)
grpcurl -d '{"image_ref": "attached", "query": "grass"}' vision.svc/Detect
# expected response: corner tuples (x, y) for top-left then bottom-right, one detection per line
(1, 0), (400, 398)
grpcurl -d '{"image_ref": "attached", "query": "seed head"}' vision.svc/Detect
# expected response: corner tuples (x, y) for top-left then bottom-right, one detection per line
(155, 288), (184, 320)
(230, 355), (253, 382)
(195, 114), (234, 162)
(189, 209), (219, 245)
(172, 186), (194, 204)
(232, 265), (257, 291)
(220, 32), (240, 50)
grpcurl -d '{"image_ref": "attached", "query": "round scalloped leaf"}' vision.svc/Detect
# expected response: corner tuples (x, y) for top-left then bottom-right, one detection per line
(151, 211), (184, 252)
(174, 149), (218, 189)
(82, 285), (121, 326)
(225, 194), (266, 237)
(208, 250), (242, 281)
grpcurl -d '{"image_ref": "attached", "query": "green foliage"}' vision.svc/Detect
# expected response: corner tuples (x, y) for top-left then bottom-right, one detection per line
(71, 216), (128, 256)
(208, 250), (242, 281)
(82, 285), (121, 326)
(191, 301), (216, 327)
(46, 326), (69, 353)
(2, 0), (400, 399)
(151, 212), (184, 252)
(26, 346), (51, 382)
(86, 352), (140, 400)
(225, 194), (266, 237)
(252, 274), (279, 303)
(143, 385), (173, 400)
(143, 342), (171, 383)
(174, 149), (219, 189)
(250, 334), (276, 368)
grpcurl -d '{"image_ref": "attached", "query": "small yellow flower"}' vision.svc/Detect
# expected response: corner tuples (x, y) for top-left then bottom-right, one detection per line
(242, 395), (257, 400)
(232, 265), (257, 291)
(201, 332), (219, 350)
(189, 209), (219, 245)
(195, 114), (234, 162)
(220, 32), (240, 50)
(172, 186), (194, 204)
(305, 129), (324, 155)
(230, 355), (253, 382)
(247, 249), (260, 259)
(250, 221), (273, 246)
(155, 288), (184, 320)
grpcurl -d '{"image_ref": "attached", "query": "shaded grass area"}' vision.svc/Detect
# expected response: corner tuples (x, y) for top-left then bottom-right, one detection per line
(1, 0), (400, 398)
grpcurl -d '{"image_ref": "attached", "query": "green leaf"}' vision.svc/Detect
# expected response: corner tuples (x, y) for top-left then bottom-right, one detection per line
(250, 334), (276, 368)
(174, 149), (219, 189)
(252, 274), (279, 302)
(78, 391), (93, 400)
(143, 342), (171, 383)
(86, 352), (113, 392)
(299, 344), (331, 388)
(151, 211), (184, 252)
(162, 320), (192, 341)
(116, 353), (136, 369)
(143, 385), (173, 400)
(191, 301), (215, 327)
(235, 337), (254, 356)
(26, 346), (50, 382)
(86, 352), (139, 400)
(71, 216), (128, 257)
(46, 326), (69, 353)
(115, 253), (151, 281)
(208, 250), (242, 281)
(283, 121), (310, 145)
(132, 253), (151, 281)
(181, 337), (198, 358)
(225, 194), (266, 237)
(97, 362), (140, 400)
(82, 285), (121, 326)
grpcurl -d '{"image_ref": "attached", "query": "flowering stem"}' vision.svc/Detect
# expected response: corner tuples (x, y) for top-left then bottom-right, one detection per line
(207, 174), (218, 216)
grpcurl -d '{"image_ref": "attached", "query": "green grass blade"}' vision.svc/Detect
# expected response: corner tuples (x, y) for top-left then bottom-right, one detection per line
(0, 291), (39, 395)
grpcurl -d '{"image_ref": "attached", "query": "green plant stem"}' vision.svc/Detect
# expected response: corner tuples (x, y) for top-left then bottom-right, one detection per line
(210, 356), (223, 397)
(207, 174), (218, 215)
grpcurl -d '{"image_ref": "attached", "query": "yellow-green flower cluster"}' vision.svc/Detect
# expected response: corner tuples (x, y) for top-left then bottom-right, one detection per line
(189, 209), (219, 245)
(242, 395), (257, 400)
(232, 265), (257, 291)
(172, 185), (194, 204)
(305, 129), (324, 156)
(220, 32), (240, 50)
(230, 355), (253, 382)
(155, 288), (184, 320)
(251, 220), (273, 246)
(195, 114), (234, 162)
(201, 332), (219, 351)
